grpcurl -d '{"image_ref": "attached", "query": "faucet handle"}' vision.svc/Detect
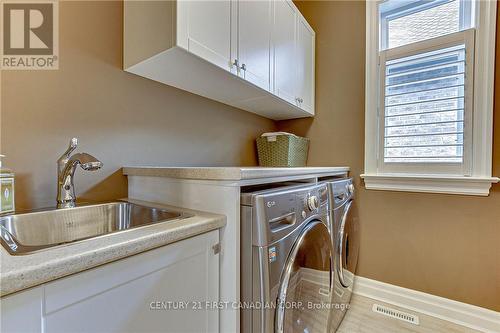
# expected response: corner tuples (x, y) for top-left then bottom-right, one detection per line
(68, 137), (78, 152)
(57, 138), (78, 174)
(60, 138), (78, 159)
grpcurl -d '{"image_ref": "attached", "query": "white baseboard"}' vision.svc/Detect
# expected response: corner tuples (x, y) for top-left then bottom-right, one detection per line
(353, 276), (500, 333)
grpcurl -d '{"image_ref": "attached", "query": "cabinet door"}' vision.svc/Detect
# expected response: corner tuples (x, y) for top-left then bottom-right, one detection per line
(237, 0), (272, 91)
(177, 0), (233, 71)
(43, 231), (219, 333)
(0, 287), (43, 333)
(296, 15), (315, 114)
(273, 0), (297, 105)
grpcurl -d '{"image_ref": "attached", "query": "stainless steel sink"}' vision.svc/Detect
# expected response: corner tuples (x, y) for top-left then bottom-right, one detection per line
(0, 201), (191, 255)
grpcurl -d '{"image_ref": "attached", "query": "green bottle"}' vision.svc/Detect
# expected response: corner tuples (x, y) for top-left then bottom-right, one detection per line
(0, 155), (15, 214)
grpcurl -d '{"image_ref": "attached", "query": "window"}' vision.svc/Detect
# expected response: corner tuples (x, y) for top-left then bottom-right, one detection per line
(380, 0), (471, 49)
(362, 0), (498, 196)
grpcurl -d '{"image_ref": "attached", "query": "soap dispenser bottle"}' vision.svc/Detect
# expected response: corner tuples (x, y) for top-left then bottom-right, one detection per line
(0, 155), (15, 214)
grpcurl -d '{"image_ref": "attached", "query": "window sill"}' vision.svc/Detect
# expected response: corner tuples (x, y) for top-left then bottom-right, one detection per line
(360, 174), (499, 196)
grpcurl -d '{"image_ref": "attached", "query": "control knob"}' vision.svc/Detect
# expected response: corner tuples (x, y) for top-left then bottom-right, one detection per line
(347, 184), (355, 194)
(307, 195), (319, 211)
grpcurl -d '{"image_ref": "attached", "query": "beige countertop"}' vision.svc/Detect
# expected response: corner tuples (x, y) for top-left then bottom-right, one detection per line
(0, 200), (226, 297)
(122, 166), (350, 181)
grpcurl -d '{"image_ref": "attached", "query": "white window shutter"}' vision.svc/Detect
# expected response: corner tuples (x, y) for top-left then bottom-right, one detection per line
(378, 30), (474, 175)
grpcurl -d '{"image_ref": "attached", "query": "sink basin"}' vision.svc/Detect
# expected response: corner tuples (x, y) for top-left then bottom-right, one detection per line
(0, 201), (191, 255)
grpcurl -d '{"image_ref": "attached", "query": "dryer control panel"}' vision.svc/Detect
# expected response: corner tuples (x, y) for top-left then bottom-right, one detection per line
(331, 178), (354, 209)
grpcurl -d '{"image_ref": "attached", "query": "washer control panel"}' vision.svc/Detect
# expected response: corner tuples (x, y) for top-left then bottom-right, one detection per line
(262, 184), (328, 231)
(243, 182), (330, 247)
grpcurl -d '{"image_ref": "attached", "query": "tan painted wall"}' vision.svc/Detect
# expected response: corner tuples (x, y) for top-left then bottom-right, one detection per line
(123, 0), (176, 68)
(281, 1), (500, 311)
(0, 1), (275, 210)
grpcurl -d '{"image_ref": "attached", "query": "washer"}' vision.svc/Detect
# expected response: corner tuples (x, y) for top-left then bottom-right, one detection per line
(240, 183), (333, 333)
(324, 178), (359, 332)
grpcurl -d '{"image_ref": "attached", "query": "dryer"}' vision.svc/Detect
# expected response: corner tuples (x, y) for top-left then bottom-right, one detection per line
(240, 183), (334, 333)
(324, 178), (359, 332)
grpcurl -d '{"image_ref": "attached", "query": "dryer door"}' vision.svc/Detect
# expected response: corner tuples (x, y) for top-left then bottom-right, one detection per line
(275, 220), (333, 333)
(337, 200), (359, 288)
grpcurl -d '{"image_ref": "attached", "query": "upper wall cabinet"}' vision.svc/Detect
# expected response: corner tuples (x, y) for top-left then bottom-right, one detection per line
(177, 0), (233, 72)
(237, 0), (273, 91)
(295, 14), (315, 114)
(123, 0), (315, 120)
(274, 0), (298, 105)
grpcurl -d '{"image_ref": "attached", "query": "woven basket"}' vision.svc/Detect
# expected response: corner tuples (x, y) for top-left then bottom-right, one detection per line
(256, 134), (309, 167)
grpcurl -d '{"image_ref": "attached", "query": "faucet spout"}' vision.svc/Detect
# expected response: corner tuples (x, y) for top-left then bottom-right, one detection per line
(56, 140), (103, 208)
(65, 153), (103, 172)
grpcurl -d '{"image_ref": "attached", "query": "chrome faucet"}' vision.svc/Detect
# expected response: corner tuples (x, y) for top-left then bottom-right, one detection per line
(57, 138), (103, 208)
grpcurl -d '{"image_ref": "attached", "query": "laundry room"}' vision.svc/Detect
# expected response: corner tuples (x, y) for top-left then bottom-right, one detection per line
(0, 1), (499, 333)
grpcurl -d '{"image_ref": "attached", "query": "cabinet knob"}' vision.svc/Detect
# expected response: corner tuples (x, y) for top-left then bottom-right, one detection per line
(232, 59), (239, 68)
(241, 63), (247, 71)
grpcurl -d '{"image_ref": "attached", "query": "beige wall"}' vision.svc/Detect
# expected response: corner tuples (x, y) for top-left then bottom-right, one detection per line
(281, 1), (500, 311)
(0, 1), (276, 210)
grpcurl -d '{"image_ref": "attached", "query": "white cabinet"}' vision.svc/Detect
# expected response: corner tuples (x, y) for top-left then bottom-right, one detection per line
(236, 0), (273, 91)
(295, 14), (315, 114)
(273, 0), (315, 113)
(177, 0), (233, 71)
(123, 0), (315, 120)
(0, 287), (43, 333)
(273, 0), (298, 105)
(0, 231), (219, 333)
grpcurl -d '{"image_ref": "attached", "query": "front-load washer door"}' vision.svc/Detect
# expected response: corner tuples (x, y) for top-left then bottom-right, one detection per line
(337, 200), (359, 288)
(275, 220), (333, 333)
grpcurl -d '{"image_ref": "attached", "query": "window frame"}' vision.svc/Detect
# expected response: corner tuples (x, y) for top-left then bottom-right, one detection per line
(362, 0), (499, 196)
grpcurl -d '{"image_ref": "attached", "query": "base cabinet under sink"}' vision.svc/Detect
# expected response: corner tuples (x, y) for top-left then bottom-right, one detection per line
(1, 230), (220, 333)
